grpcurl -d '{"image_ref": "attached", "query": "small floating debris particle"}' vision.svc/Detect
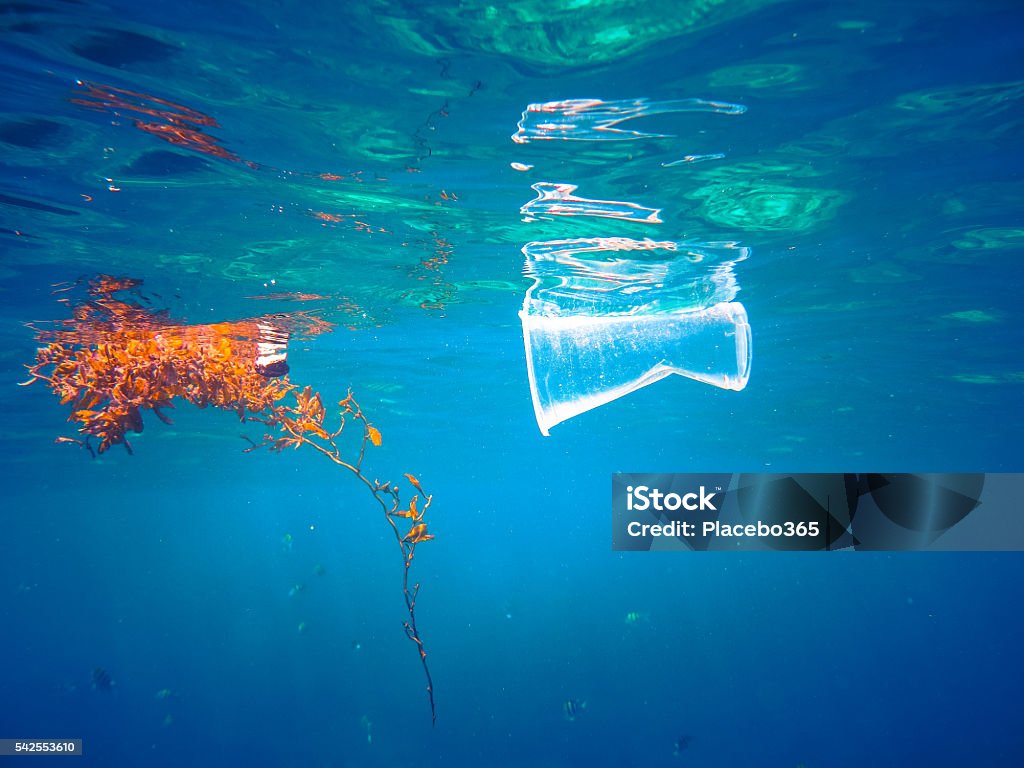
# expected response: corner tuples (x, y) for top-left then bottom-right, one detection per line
(662, 153), (725, 167)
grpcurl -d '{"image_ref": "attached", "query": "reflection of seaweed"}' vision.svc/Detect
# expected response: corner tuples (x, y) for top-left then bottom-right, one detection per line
(22, 276), (438, 724)
(403, 231), (456, 310)
(308, 209), (390, 235)
(410, 59), (453, 167)
(70, 80), (252, 166)
(412, 95), (450, 167)
(410, 58), (482, 169)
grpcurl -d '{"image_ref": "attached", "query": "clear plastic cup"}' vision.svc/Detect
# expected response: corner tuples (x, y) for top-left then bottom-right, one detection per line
(518, 238), (751, 435)
(521, 300), (751, 435)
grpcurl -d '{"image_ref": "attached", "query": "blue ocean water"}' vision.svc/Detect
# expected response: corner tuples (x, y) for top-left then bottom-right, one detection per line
(2, 0), (1023, 765)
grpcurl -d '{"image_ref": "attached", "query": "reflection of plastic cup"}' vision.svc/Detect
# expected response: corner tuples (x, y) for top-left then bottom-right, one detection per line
(520, 301), (751, 435)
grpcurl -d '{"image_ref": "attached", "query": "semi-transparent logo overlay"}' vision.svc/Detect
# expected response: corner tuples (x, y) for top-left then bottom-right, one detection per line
(612, 474), (1024, 551)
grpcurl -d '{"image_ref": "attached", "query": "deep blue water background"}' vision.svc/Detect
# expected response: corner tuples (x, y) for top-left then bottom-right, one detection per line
(2, 1), (1023, 766)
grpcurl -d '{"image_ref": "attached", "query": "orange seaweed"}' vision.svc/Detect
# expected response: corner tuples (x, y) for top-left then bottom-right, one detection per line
(23, 276), (437, 725)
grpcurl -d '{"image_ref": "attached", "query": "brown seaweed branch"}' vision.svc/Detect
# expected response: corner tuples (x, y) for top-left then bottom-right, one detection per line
(244, 391), (437, 725)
